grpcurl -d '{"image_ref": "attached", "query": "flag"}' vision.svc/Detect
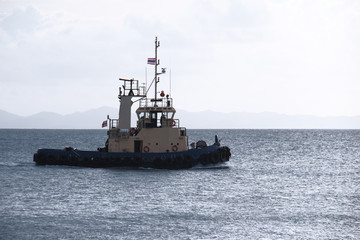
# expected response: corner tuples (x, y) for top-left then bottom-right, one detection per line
(147, 58), (156, 65)
(102, 120), (107, 128)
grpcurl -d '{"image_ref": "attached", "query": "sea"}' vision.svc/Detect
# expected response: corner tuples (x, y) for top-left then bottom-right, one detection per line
(0, 129), (359, 240)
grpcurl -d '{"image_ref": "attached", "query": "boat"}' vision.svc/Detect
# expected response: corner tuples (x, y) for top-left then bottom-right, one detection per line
(33, 37), (231, 169)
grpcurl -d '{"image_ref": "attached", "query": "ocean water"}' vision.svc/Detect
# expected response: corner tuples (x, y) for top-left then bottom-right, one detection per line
(0, 129), (359, 240)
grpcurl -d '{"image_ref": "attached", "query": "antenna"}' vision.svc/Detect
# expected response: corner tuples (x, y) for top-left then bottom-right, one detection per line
(145, 67), (147, 90)
(154, 37), (160, 101)
(170, 68), (172, 97)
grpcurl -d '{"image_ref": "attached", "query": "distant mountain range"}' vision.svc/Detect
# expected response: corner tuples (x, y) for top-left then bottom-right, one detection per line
(0, 107), (359, 129)
(0, 107), (118, 129)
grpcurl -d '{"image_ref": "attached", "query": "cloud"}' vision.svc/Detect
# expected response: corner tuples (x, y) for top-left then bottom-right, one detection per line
(0, 6), (42, 36)
(1, 7), (126, 85)
(0, 0), (359, 117)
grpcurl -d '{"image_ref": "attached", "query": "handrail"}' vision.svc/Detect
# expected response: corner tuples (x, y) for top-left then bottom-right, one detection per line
(110, 119), (119, 128)
(110, 118), (180, 130)
(119, 78), (146, 96)
(139, 97), (173, 108)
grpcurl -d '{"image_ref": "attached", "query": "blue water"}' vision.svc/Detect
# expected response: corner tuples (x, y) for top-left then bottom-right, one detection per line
(0, 129), (359, 239)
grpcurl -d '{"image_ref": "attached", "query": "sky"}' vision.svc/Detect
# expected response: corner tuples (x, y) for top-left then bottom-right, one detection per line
(0, 0), (359, 117)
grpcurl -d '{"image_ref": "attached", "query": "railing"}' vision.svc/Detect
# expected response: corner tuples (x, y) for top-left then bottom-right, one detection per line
(139, 97), (173, 108)
(110, 117), (180, 130)
(137, 118), (180, 129)
(108, 127), (130, 139)
(120, 79), (146, 96)
(160, 118), (179, 128)
(110, 119), (119, 128)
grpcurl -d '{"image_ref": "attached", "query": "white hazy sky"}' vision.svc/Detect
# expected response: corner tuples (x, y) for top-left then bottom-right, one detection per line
(0, 0), (359, 117)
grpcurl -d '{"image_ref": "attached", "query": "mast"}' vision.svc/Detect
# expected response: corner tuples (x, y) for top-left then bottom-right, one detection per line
(154, 37), (160, 102)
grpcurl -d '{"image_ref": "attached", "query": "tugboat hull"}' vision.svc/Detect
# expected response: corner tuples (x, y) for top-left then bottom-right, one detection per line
(33, 145), (231, 170)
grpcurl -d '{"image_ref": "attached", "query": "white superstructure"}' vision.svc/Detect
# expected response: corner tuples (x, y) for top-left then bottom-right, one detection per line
(107, 37), (188, 153)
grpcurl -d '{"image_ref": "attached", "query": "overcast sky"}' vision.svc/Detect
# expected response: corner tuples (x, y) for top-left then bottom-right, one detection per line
(1, 0), (359, 117)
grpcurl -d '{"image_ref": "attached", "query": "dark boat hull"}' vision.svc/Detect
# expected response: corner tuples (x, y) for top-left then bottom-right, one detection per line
(33, 145), (231, 169)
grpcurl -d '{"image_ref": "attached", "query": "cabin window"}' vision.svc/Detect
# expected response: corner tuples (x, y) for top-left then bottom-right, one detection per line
(151, 112), (156, 119)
